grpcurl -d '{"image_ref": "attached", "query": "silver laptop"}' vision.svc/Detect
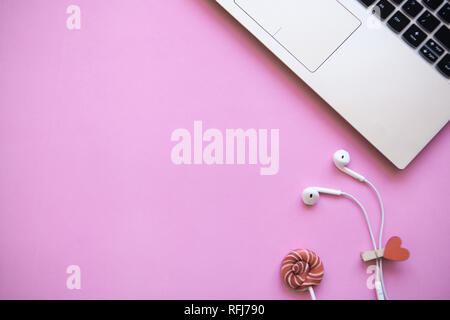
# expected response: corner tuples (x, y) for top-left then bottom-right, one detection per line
(216, 0), (449, 169)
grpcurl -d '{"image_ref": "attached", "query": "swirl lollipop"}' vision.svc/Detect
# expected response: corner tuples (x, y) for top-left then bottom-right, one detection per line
(281, 249), (324, 300)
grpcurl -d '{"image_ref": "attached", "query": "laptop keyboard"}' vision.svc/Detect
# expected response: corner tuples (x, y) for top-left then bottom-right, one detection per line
(357, 0), (450, 78)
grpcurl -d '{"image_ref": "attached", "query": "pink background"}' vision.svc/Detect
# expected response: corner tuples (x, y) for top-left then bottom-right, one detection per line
(0, 0), (449, 300)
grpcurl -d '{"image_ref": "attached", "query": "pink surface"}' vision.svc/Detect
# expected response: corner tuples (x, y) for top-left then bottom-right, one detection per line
(0, 0), (449, 300)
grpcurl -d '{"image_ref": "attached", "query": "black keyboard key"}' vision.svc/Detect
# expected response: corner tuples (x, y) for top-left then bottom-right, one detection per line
(388, 11), (411, 32)
(374, 0), (396, 20)
(422, 0), (444, 11)
(402, 0), (424, 17)
(436, 53), (450, 78)
(426, 39), (445, 56)
(402, 24), (427, 47)
(437, 3), (450, 24)
(418, 10), (441, 32)
(391, 0), (404, 4)
(434, 25), (450, 50)
(359, 0), (377, 6)
(419, 45), (439, 62)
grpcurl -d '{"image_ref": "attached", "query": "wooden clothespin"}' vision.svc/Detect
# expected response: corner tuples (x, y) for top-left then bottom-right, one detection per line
(361, 236), (410, 262)
(361, 248), (385, 262)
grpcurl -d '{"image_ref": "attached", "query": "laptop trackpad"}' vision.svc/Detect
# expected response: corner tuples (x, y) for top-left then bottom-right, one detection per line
(235, 0), (361, 72)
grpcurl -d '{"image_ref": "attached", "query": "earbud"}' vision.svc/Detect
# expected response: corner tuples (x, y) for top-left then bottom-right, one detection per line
(333, 150), (365, 182)
(302, 187), (342, 206)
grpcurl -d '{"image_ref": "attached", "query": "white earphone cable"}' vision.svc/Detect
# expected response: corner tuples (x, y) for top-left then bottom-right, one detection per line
(341, 192), (386, 299)
(341, 192), (378, 251)
(364, 179), (389, 300)
(331, 149), (389, 299)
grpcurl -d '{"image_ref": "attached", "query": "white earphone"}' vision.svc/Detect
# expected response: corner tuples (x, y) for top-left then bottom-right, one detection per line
(302, 150), (387, 300)
(333, 149), (365, 182)
(301, 187), (341, 206)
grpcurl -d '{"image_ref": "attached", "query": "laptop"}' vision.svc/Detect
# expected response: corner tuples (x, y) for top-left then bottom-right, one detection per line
(215, 0), (449, 169)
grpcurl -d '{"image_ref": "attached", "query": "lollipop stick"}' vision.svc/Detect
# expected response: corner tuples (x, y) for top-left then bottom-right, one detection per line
(308, 286), (316, 300)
